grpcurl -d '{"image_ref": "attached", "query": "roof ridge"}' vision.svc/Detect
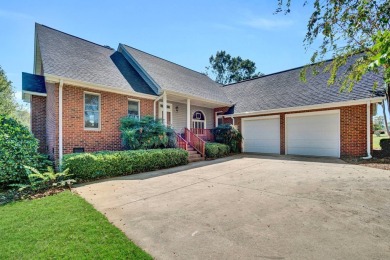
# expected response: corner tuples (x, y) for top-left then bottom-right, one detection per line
(35, 23), (114, 51)
(222, 57), (338, 87)
(121, 44), (211, 79)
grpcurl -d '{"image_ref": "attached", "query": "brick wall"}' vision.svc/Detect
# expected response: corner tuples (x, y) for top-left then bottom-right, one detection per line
(46, 83), (59, 162)
(31, 95), (47, 153)
(61, 84), (155, 155)
(216, 104), (373, 157)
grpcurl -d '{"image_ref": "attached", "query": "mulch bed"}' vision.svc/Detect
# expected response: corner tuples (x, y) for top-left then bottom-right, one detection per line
(0, 188), (67, 206)
(342, 151), (390, 171)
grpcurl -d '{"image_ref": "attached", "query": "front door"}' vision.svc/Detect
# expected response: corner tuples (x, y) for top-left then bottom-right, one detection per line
(159, 102), (173, 126)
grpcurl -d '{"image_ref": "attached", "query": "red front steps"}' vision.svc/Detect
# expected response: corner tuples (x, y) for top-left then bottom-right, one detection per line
(186, 146), (204, 163)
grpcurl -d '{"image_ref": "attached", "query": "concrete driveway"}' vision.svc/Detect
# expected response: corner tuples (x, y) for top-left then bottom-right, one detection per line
(75, 154), (390, 260)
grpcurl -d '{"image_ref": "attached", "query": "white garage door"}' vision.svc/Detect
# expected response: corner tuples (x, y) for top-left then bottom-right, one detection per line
(242, 116), (280, 154)
(286, 110), (340, 157)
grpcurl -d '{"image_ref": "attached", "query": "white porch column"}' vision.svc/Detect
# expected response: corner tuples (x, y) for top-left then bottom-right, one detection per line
(186, 99), (191, 129)
(163, 92), (167, 126)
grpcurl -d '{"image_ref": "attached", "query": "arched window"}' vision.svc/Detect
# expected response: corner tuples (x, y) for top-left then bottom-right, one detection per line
(192, 111), (205, 129)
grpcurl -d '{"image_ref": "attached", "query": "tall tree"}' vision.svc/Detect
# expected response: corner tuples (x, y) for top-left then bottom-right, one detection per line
(0, 66), (17, 115)
(276, 0), (390, 133)
(206, 51), (263, 84)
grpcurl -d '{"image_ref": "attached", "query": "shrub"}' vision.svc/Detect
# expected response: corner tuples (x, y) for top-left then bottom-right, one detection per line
(380, 138), (390, 156)
(10, 166), (75, 192)
(63, 149), (188, 180)
(120, 116), (176, 150)
(205, 142), (230, 159)
(211, 124), (243, 153)
(0, 115), (50, 187)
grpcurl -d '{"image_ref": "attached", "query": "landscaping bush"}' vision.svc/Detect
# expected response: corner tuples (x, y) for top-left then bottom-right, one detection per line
(0, 115), (51, 187)
(211, 124), (243, 153)
(380, 138), (390, 156)
(120, 116), (176, 150)
(205, 142), (230, 159)
(63, 149), (188, 180)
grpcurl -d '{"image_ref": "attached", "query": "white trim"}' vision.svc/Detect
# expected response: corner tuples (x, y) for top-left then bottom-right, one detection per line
(58, 80), (63, 163)
(127, 98), (140, 119)
(242, 115), (280, 121)
(187, 99), (191, 129)
(285, 109), (341, 158)
(192, 110), (206, 129)
(232, 97), (385, 118)
(153, 95), (163, 120)
(83, 91), (102, 131)
(285, 109), (340, 118)
(363, 102), (372, 159)
(45, 74), (158, 100)
(165, 90), (231, 107)
(22, 90), (47, 97)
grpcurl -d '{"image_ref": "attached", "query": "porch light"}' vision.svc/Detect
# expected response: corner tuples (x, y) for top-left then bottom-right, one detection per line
(175, 106), (179, 112)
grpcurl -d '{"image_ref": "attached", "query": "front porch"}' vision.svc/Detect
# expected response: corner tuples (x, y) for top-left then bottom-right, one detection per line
(156, 92), (224, 161)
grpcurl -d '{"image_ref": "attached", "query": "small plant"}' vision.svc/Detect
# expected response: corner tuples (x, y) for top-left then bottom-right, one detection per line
(10, 166), (76, 192)
(211, 124), (243, 153)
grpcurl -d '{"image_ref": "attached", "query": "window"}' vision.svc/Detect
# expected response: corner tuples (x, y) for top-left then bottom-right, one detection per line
(128, 99), (140, 119)
(84, 93), (100, 129)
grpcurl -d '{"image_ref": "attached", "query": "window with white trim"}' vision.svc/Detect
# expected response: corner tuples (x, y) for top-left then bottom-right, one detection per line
(192, 111), (205, 129)
(84, 93), (100, 129)
(128, 99), (140, 119)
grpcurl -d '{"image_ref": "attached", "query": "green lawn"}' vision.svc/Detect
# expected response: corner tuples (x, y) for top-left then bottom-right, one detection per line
(373, 134), (389, 150)
(0, 191), (152, 260)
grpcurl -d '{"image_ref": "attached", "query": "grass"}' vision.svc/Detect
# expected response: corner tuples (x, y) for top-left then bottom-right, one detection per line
(0, 191), (152, 260)
(373, 133), (389, 150)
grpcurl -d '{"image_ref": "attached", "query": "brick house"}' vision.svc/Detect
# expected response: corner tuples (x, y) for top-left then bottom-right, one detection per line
(23, 24), (384, 163)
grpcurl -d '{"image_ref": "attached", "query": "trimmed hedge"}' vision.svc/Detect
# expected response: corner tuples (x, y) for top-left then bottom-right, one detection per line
(62, 149), (188, 180)
(205, 142), (230, 159)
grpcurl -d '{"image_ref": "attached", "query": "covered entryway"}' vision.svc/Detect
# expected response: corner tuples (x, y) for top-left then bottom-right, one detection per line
(286, 110), (340, 157)
(242, 116), (280, 154)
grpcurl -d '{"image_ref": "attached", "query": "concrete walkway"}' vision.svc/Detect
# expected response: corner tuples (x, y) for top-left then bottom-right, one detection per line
(75, 154), (390, 260)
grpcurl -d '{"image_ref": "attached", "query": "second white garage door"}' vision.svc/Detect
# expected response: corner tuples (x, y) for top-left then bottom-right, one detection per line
(242, 116), (280, 154)
(286, 110), (340, 157)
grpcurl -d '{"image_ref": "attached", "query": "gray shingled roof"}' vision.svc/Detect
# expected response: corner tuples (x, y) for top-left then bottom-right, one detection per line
(222, 58), (385, 114)
(36, 24), (156, 96)
(121, 45), (231, 104)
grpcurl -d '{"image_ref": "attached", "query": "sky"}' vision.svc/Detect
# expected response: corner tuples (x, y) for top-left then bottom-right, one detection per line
(0, 0), (383, 116)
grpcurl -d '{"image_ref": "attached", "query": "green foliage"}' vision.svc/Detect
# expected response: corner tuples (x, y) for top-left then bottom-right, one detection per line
(0, 66), (17, 115)
(206, 50), (263, 84)
(205, 142), (230, 159)
(63, 149), (188, 181)
(120, 115), (176, 150)
(10, 166), (75, 192)
(276, 0), (390, 91)
(211, 124), (243, 153)
(0, 115), (50, 187)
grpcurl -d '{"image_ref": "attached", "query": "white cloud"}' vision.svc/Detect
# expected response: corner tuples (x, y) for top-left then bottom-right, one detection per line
(242, 17), (293, 30)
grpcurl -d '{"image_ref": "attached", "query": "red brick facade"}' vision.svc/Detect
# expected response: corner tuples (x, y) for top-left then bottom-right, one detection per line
(61, 84), (154, 155)
(215, 104), (374, 157)
(46, 83), (59, 162)
(31, 95), (47, 153)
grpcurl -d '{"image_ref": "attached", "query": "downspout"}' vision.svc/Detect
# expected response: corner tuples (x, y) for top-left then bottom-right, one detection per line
(153, 93), (164, 120)
(363, 101), (372, 159)
(58, 79), (64, 164)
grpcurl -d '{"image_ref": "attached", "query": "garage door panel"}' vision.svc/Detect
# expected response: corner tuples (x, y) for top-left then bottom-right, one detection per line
(286, 111), (340, 157)
(243, 118), (280, 154)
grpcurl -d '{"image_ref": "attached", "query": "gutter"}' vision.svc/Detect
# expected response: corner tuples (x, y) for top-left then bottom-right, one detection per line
(58, 79), (64, 165)
(154, 92), (164, 120)
(362, 101), (372, 160)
